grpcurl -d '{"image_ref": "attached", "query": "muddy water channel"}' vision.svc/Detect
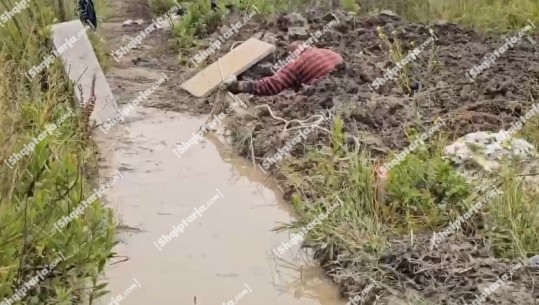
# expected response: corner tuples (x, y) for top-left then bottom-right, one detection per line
(94, 106), (344, 305)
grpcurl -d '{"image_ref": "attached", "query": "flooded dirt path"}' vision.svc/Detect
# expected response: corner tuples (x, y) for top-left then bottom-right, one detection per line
(95, 1), (345, 304)
(95, 108), (343, 305)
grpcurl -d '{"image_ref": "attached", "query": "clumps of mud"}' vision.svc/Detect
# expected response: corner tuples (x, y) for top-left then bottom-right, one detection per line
(323, 235), (539, 305)
(222, 10), (538, 160)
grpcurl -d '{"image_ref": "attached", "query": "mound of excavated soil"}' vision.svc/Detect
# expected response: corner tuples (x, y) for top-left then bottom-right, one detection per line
(220, 10), (538, 161)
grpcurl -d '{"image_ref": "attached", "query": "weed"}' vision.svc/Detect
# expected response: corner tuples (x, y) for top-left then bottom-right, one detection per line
(358, 0), (538, 31)
(0, 0), (115, 303)
(342, 0), (360, 14)
(376, 28), (412, 94)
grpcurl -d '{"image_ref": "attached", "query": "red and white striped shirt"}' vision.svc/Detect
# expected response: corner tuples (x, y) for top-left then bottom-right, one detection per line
(250, 48), (343, 96)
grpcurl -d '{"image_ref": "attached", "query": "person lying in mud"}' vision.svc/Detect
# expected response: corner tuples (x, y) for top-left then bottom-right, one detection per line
(225, 41), (344, 96)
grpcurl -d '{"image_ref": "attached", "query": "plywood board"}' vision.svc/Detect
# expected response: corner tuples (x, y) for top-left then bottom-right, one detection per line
(181, 38), (275, 97)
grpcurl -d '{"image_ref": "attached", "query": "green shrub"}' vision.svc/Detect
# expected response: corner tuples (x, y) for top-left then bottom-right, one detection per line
(0, 0), (116, 304)
(279, 116), (539, 259)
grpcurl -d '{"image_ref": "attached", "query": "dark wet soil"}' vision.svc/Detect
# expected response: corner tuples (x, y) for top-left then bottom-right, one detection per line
(325, 234), (539, 305)
(214, 11), (539, 160)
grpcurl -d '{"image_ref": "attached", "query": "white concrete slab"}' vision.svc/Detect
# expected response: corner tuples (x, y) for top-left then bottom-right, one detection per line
(52, 20), (118, 125)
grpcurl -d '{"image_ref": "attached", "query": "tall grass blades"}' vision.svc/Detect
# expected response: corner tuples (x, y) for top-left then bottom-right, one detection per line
(0, 0), (115, 304)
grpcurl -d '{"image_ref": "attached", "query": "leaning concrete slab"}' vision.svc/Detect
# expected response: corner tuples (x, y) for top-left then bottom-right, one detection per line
(52, 20), (118, 125)
(181, 38), (276, 98)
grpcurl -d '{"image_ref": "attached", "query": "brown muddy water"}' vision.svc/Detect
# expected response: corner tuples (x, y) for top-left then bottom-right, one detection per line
(93, 106), (344, 305)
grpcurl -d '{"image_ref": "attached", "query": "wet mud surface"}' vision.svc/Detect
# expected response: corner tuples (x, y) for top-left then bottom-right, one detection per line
(94, 107), (345, 305)
(119, 8), (539, 157)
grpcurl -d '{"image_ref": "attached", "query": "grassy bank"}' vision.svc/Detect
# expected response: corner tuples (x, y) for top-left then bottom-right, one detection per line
(280, 118), (539, 253)
(276, 123), (539, 303)
(0, 0), (115, 304)
(164, 0), (539, 252)
(358, 0), (539, 31)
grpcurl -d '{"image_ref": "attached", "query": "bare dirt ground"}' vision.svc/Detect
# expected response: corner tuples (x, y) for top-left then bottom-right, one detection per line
(149, 8), (539, 161)
(215, 12), (539, 160)
(100, 0), (186, 112)
(100, 4), (539, 304)
(239, 12), (539, 305)
(324, 234), (539, 305)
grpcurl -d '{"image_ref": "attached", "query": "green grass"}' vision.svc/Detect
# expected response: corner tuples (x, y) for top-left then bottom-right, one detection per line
(186, 0), (539, 264)
(279, 118), (539, 260)
(157, 0), (538, 77)
(359, 0), (538, 31)
(163, 0), (539, 266)
(147, 0), (336, 50)
(271, 114), (539, 305)
(0, 0), (116, 304)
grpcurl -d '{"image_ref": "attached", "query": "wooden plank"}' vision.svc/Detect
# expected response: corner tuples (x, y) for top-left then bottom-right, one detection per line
(181, 38), (275, 97)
